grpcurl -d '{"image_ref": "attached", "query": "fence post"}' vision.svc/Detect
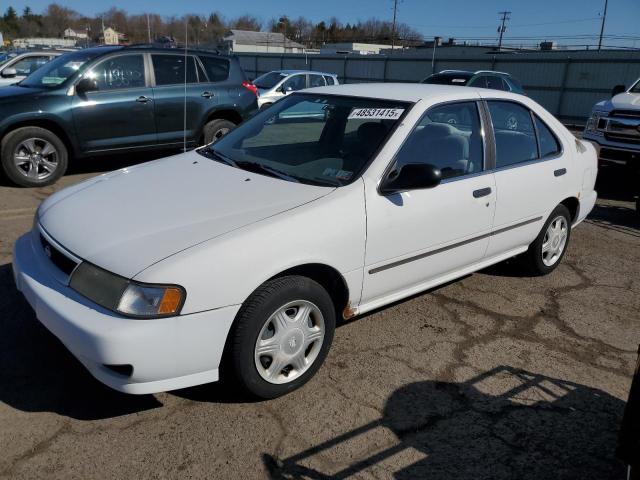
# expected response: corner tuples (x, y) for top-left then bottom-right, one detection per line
(280, 55), (284, 70)
(343, 56), (348, 83)
(557, 57), (571, 121)
(383, 56), (389, 82)
(254, 55), (258, 79)
(491, 55), (496, 71)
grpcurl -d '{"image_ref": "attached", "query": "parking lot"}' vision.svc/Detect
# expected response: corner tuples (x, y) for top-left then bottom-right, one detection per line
(0, 156), (638, 479)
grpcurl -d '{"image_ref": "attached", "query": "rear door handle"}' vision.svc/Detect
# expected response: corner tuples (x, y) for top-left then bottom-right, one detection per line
(473, 187), (492, 198)
(201, 91), (214, 99)
(554, 168), (567, 177)
(136, 95), (152, 103)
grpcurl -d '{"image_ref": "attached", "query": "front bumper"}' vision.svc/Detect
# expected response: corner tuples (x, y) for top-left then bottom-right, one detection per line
(12, 231), (240, 395)
(583, 132), (640, 164)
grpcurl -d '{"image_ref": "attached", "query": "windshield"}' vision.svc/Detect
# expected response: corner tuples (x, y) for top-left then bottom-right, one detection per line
(200, 93), (410, 187)
(423, 72), (472, 85)
(254, 71), (288, 89)
(19, 50), (100, 88)
(630, 79), (640, 94)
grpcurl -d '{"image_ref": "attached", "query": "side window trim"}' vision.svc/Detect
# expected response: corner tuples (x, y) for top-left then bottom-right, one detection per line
(482, 98), (564, 173)
(195, 56), (209, 83)
(379, 99), (490, 188)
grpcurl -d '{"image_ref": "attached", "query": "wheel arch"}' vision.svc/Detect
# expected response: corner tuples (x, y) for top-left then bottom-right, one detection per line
(560, 196), (580, 224)
(198, 109), (244, 143)
(1, 119), (76, 157)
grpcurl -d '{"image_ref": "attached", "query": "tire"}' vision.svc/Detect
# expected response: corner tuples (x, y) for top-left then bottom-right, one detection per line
(260, 103), (273, 110)
(1, 127), (68, 187)
(202, 119), (236, 145)
(228, 275), (336, 399)
(521, 204), (572, 276)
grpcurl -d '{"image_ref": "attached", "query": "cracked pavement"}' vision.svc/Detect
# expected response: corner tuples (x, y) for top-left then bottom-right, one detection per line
(0, 157), (638, 479)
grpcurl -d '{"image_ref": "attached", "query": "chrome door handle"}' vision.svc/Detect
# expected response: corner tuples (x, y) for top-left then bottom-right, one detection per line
(201, 91), (214, 99)
(554, 168), (567, 177)
(136, 95), (152, 103)
(473, 187), (492, 198)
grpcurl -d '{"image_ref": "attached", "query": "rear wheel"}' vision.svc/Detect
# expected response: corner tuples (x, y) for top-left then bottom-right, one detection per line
(228, 276), (336, 399)
(521, 204), (572, 276)
(202, 119), (236, 145)
(1, 127), (68, 187)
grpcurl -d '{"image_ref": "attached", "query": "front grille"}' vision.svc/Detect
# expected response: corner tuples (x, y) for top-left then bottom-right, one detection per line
(600, 148), (640, 162)
(611, 110), (640, 119)
(605, 133), (640, 145)
(39, 234), (78, 275)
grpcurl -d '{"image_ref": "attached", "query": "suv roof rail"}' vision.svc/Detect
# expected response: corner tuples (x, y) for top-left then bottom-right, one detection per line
(474, 70), (511, 76)
(122, 44), (221, 55)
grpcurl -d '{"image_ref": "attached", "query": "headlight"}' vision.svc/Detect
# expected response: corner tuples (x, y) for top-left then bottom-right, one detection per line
(585, 111), (606, 134)
(69, 262), (185, 318)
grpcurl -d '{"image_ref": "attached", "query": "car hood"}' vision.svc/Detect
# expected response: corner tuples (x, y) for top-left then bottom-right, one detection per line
(595, 92), (640, 112)
(38, 150), (333, 278)
(0, 84), (47, 98)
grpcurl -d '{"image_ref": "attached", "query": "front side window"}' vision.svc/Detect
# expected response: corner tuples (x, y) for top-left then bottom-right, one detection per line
(199, 56), (229, 82)
(87, 54), (146, 90)
(254, 71), (287, 89)
(488, 101), (538, 168)
(467, 76), (487, 88)
(201, 93), (409, 186)
(11, 55), (51, 75)
(152, 55), (197, 86)
(534, 115), (561, 158)
(393, 101), (484, 180)
(281, 74), (306, 92)
(486, 76), (508, 91)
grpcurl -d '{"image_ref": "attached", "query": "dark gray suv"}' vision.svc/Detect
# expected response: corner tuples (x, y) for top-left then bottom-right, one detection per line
(0, 46), (258, 187)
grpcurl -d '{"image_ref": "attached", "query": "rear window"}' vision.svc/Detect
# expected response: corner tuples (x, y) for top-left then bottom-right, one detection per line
(199, 56), (230, 82)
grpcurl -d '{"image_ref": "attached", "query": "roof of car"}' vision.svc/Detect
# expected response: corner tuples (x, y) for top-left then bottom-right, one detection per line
(276, 69), (338, 76)
(302, 82), (521, 103)
(438, 69), (512, 77)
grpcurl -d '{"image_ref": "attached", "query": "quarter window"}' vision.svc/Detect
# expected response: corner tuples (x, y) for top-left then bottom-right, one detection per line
(199, 56), (230, 82)
(534, 115), (561, 158)
(394, 101), (484, 180)
(88, 54), (146, 90)
(488, 101), (538, 168)
(152, 55), (197, 86)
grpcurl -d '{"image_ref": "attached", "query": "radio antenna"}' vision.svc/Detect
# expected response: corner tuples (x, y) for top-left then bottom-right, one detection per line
(183, 19), (188, 152)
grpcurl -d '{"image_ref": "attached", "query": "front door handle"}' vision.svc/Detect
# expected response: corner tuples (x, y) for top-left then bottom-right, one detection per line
(201, 91), (214, 99)
(554, 168), (567, 177)
(473, 187), (492, 198)
(136, 95), (152, 103)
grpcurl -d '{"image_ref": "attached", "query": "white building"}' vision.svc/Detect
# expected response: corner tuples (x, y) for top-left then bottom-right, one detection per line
(101, 27), (127, 45)
(64, 28), (88, 40)
(320, 42), (404, 55)
(12, 37), (77, 49)
(220, 30), (305, 54)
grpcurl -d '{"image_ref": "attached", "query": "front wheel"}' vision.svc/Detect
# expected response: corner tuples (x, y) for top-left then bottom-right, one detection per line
(521, 204), (572, 276)
(202, 119), (236, 145)
(228, 276), (336, 399)
(1, 127), (68, 187)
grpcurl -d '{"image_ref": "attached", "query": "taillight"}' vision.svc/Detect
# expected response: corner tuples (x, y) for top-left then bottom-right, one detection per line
(242, 81), (258, 97)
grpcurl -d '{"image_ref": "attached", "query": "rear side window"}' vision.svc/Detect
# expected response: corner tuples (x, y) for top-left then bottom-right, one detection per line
(394, 101), (484, 179)
(534, 115), (561, 158)
(323, 75), (336, 85)
(199, 56), (230, 82)
(152, 55), (197, 86)
(488, 101), (538, 168)
(309, 74), (326, 87)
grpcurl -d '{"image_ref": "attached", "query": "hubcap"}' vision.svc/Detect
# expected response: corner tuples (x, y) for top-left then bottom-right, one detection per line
(212, 127), (230, 142)
(254, 300), (325, 385)
(13, 138), (58, 181)
(541, 215), (568, 267)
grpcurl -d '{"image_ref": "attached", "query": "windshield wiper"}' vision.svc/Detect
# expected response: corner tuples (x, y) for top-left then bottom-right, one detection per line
(202, 148), (238, 167)
(237, 161), (300, 183)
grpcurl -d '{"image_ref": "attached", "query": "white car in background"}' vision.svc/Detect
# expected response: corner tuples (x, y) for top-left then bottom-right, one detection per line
(13, 84), (597, 399)
(254, 69), (339, 108)
(0, 50), (63, 86)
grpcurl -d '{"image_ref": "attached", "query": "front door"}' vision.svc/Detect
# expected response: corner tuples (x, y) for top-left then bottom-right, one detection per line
(72, 53), (156, 152)
(362, 100), (496, 307)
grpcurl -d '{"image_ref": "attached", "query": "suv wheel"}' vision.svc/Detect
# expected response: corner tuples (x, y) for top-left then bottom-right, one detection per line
(228, 276), (336, 399)
(202, 119), (236, 145)
(1, 127), (68, 187)
(521, 204), (572, 276)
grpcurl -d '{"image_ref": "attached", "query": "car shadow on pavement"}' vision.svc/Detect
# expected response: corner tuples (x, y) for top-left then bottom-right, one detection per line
(0, 263), (162, 420)
(586, 203), (640, 237)
(263, 366), (625, 479)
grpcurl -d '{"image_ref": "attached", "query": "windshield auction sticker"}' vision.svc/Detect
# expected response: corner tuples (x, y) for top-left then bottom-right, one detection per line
(348, 108), (405, 120)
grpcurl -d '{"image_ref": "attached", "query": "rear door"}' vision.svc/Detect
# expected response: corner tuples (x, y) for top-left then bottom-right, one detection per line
(72, 53), (157, 152)
(484, 99), (569, 257)
(150, 53), (208, 146)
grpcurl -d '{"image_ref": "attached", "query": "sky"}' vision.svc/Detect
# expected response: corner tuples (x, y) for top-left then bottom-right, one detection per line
(4, 0), (640, 48)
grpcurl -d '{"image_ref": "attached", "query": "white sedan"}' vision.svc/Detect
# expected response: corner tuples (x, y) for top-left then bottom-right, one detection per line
(13, 83), (598, 399)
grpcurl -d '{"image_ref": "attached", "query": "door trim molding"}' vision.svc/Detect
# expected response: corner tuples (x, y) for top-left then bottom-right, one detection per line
(368, 216), (543, 275)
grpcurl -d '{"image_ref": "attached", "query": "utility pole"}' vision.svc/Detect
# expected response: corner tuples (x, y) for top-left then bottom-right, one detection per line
(497, 11), (511, 50)
(146, 14), (151, 44)
(598, 0), (608, 51)
(391, 0), (398, 51)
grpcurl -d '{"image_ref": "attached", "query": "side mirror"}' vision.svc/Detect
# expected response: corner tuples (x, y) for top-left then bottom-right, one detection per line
(1, 68), (17, 78)
(76, 77), (99, 95)
(611, 84), (626, 97)
(380, 163), (442, 195)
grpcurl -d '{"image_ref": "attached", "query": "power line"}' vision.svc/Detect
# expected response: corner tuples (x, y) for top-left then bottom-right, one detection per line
(497, 11), (511, 50)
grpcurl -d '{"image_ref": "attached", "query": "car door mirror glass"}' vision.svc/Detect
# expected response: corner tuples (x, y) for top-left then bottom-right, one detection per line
(76, 77), (99, 95)
(380, 163), (442, 194)
(1, 68), (17, 78)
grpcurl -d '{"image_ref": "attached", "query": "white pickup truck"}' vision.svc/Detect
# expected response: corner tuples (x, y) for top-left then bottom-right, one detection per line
(583, 79), (640, 169)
